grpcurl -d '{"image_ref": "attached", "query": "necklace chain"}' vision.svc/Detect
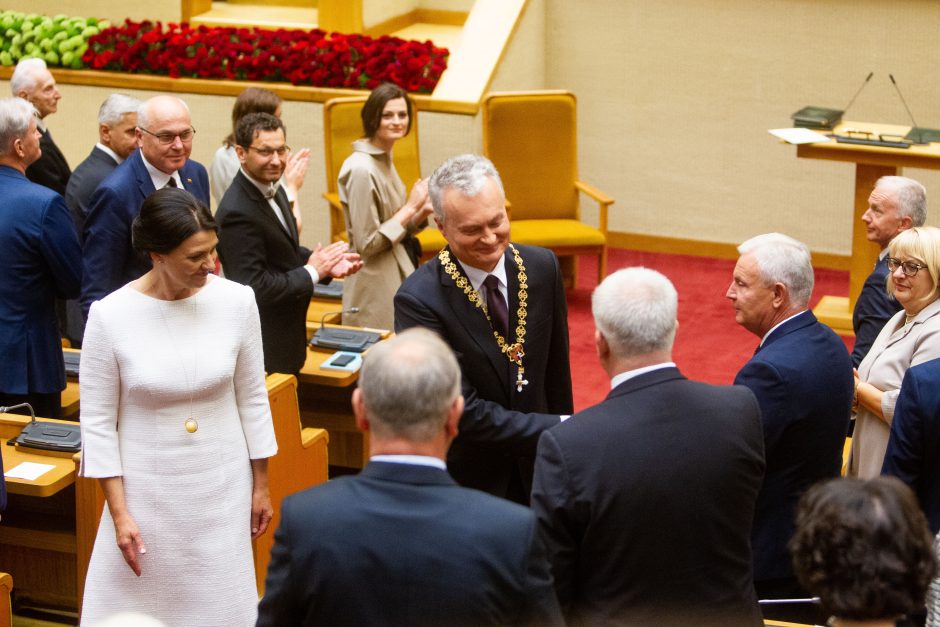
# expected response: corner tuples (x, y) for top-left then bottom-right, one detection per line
(438, 244), (530, 392)
(155, 295), (199, 432)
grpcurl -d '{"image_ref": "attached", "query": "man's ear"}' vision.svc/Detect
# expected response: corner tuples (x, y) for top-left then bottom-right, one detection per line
(352, 388), (370, 433)
(594, 328), (610, 361)
(235, 145), (248, 165)
(772, 282), (788, 309)
(444, 394), (464, 440)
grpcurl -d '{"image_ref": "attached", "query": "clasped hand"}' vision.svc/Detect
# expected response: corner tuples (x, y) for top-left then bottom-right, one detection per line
(308, 240), (363, 279)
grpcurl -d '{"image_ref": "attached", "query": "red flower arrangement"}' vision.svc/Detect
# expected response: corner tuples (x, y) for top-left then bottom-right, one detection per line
(82, 20), (449, 93)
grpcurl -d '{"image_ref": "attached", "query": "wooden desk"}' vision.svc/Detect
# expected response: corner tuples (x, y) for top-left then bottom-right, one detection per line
(297, 325), (390, 470)
(795, 120), (940, 333)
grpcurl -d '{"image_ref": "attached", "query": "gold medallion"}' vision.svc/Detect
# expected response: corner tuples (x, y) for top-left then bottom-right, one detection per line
(185, 418), (198, 433)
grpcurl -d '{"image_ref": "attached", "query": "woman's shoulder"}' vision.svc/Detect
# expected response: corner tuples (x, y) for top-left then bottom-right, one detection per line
(205, 275), (254, 301)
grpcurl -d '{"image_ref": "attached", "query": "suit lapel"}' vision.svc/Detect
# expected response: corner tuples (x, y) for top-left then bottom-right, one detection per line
(234, 171), (297, 247)
(273, 187), (299, 245)
(130, 150), (156, 198)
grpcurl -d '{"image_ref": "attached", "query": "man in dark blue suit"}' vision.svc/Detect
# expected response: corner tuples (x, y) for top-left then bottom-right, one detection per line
(882, 356), (940, 534)
(257, 328), (562, 626)
(532, 268), (765, 626)
(852, 176), (926, 366)
(728, 233), (853, 620)
(0, 97), (81, 418)
(81, 95), (209, 317)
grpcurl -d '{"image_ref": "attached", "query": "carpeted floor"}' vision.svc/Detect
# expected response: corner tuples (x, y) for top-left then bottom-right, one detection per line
(567, 249), (853, 412)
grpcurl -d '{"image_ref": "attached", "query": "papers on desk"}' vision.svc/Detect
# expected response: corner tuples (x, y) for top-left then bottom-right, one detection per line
(768, 128), (831, 145)
(6, 461), (56, 480)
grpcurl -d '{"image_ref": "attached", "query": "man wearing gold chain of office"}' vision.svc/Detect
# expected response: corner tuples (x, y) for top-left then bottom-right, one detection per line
(394, 154), (572, 505)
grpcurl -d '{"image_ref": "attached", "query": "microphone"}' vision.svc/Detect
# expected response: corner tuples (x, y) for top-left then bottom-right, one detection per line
(842, 71), (873, 116)
(309, 306), (381, 352)
(319, 307), (359, 332)
(0, 403), (36, 423)
(5, 402), (83, 453)
(889, 74), (940, 144)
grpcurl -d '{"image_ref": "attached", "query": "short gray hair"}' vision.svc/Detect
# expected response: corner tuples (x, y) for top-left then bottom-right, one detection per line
(0, 97), (37, 155)
(876, 176), (927, 227)
(10, 58), (47, 95)
(738, 233), (814, 308)
(592, 267), (678, 357)
(428, 154), (505, 222)
(137, 95), (190, 130)
(358, 328), (461, 442)
(98, 94), (142, 126)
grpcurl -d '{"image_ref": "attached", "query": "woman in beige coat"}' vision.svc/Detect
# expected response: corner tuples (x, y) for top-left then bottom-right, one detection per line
(851, 226), (940, 478)
(338, 83), (432, 330)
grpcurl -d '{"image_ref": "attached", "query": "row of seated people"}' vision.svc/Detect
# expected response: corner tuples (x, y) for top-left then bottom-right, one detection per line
(3, 54), (940, 625)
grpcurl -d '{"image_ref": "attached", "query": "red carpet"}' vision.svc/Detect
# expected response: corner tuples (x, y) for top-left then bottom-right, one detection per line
(566, 250), (853, 412)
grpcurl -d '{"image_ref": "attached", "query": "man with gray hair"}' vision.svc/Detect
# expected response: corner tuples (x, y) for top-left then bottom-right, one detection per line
(81, 94), (209, 317)
(257, 328), (563, 626)
(0, 97), (81, 418)
(531, 268), (765, 625)
(394, 154), (572, 505)
(852, 176), (928, 365)
(727, 233), (853, 621)
(65, 94), (141, 236)
(11, 58), (70, 196)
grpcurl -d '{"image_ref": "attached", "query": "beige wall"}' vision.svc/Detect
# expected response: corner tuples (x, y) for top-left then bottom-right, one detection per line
(362, 0), (416, 28)
(0, 1), (180, 23)
(543, 0), (940, 255)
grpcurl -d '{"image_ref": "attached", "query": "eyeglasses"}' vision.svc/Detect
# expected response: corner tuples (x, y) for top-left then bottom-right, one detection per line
(139, 127), (196, 145)
(248, 145), (291, 158)
(886, 257), (928, 277)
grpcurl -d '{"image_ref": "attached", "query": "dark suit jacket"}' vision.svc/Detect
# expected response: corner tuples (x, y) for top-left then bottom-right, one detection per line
(25, 127), (70, 196)
(734, 311), (853, 582)
(80, 149), (209, 317)
(0, 166), (81, 395)
(852, 255), (902, 366)
(257, 461), (563, 627)
(531, 367), (765, 626)
(882, 357), (940, 534)
(394, 244), (573, 502)
(65, 145), (118, 238)
(216, 170), (317, 375)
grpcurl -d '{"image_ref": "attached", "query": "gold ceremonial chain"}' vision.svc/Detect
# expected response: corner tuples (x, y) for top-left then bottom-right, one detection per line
(438, 244), (530, 392)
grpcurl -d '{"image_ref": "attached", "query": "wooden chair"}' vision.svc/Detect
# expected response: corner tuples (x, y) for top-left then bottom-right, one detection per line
(0, 572), (11, 627)
(321, 96), (446, 257)
(253, 373), (329, 595)
(482, 90), (613, 283)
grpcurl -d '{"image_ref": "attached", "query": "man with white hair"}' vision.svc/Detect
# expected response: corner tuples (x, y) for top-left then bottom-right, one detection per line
(11, 58), (70, 195)
(531, 268), (765, 626)
(0, 97), (81, 418)
(81, 94), (209, 317)
(258, 328), (563, 626)
(727, 233), (853, 619)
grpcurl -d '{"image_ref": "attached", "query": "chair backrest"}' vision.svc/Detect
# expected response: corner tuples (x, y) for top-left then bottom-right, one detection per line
(482, 90), (579, 221)
(323, 96), (422, 239)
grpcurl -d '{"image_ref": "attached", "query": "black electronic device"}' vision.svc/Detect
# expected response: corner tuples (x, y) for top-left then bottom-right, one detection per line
(328, 354), (356, 368)
(888, 74), (940, 144)
(4, 403), (82, 454)
(63, 349), (80, 378)
(309, 307), (381, 353)
(791, 72), (873, 130)
(312, 281), (343, 300)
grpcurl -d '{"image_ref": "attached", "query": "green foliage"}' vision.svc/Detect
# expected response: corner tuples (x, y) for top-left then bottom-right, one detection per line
(0, 10), (106, 69)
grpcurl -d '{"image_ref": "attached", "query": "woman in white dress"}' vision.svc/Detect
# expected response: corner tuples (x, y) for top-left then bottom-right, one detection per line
(338, 83), (433, 330)
(79, 188), (278, 626)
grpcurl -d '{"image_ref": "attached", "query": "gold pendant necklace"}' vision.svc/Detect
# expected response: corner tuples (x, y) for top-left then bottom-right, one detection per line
(439, 244), (530, 392)
(156, 296), (199, 433)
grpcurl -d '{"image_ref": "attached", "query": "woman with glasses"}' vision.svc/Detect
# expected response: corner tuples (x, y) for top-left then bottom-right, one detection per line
(337, 83), (433, 330)
(849, 226), (940, 477)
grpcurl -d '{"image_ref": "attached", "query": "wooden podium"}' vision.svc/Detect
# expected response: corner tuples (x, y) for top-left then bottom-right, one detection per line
(794, 120), (940, 334)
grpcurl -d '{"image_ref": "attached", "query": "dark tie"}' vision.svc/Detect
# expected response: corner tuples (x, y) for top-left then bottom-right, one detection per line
(164, 177), (178, 189)
(482, 274), (509, 338)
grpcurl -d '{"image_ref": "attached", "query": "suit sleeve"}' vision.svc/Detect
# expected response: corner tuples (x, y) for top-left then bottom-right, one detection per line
(529, 430), (578, 614)
(40, 194), (82, 299)
(256, 496), (300, 626)
(81, 185), (128, 317)
(882, 367), (926, 487)
(519, 512), (565, 626)
(851, 276), (898, 367)
(217, 206), (314, 308)
(734, 359), (790, 457)
(394, 288), (560, 453)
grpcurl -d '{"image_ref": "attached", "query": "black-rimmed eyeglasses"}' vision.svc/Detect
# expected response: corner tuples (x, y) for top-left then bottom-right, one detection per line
(887, 257), (928, 277)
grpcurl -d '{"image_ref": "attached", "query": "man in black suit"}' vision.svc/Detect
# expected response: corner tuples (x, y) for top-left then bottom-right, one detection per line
(11, 58), (70, 196)
(65, 94), (141, 237)
(257, 328), (562, 626)
(852, 176), (926, 366)
(531, 268), (765, 626)
(394, 154), (572, 504)
(728, 233), (853, 621)
(216, 113), (360, 375)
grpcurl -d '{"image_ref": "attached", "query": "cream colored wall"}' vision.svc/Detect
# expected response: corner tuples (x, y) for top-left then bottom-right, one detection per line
(545, 0), (940, 255)
(0, 1), (180, 23)
(362, 0), (416, 28)
(419, 0), (474, 11)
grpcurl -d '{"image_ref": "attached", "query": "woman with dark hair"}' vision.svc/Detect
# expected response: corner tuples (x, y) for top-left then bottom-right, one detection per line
(790, 476), (937, 626)
(338, 82), (433, 329)
(79, 188), (277, 626)
(210, 87), (309, 232)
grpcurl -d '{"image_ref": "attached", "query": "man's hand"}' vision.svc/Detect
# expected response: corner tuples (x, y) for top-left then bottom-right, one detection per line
(284, 148), (310, 193)
(330, 253), (363, 278)
(307, 241), (352, 278)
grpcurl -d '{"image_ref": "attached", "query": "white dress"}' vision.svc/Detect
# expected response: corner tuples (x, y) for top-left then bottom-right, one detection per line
(79, 276), (278, 626)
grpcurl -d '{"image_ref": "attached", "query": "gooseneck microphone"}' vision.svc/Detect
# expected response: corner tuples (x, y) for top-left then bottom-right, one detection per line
(842, 71), (874, 117)
(319, 307), (360, 332)
(889, 74), (940, 144)
(0, 403), (36, 423)
(889, 74), (920, 130)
